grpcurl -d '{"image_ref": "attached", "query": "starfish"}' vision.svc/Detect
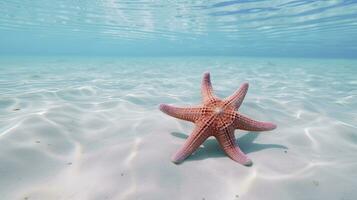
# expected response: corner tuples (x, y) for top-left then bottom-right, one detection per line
(159, 72), (277, 166)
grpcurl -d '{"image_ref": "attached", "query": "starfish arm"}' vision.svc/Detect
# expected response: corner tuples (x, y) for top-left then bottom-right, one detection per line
(224, 82), (249, 109)
(215, 127), (252, 166)
(171, 122), (211, 163)
(159, 104), (203, 122)
(233, 113), (277, 131)
(201, 72), (217, 103)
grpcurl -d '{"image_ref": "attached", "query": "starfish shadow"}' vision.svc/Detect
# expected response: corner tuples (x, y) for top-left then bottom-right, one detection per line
(170, 132), (288, 162)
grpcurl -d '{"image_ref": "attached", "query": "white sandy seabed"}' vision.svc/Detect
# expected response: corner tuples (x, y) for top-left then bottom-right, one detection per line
(0, 56), (356, 200)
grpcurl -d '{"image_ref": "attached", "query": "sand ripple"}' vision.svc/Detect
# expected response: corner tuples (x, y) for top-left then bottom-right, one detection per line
(0, 57), (357, 200)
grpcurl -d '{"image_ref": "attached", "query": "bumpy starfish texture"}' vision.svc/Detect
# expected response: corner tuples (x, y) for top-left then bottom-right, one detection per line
(159, 72), (277, 166)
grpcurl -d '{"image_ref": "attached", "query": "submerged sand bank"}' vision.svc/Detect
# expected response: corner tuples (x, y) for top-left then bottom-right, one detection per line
(0, 57), (356, 200)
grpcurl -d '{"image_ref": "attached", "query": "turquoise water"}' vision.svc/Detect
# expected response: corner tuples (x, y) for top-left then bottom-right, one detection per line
(1, 1), (357, 200)
(1, 0), (357, 57)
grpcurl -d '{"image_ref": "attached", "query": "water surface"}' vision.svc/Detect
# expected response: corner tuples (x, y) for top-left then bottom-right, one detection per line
(1, 0), (357, 57)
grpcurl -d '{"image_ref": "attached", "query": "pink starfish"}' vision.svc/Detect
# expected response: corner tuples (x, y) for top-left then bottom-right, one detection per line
(159, 72), (277, 166)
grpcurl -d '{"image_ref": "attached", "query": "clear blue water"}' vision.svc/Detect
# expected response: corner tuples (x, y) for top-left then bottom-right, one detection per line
(1, 0), (357, 58)
(1, 1), (357, 200)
